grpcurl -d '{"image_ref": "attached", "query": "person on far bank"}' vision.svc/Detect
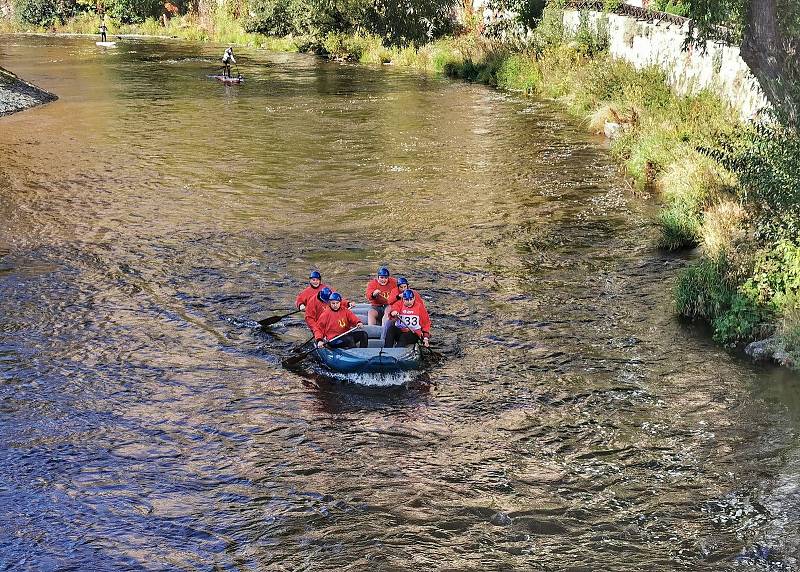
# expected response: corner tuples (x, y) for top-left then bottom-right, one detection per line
(364, 266), (397, 326)
(296, 270), (328, 311)
(314, 293), (368, 349)
(99, 21), (108, 42)
(222, 46), (236, 78)
(385, 289), (431, 348)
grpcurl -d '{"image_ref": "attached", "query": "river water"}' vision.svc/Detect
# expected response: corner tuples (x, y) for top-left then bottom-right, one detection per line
(1, 35), (800, 571)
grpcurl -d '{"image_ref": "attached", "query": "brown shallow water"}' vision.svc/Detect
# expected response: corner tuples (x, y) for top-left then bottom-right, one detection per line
(1, 34), (800, 571)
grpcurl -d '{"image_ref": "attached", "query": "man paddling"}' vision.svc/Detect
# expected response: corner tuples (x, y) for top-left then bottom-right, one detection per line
(222, 46), (236, 78)
(296, 270), (327, 311)
(304, 286), (353, 333)
(314, 293), (368, 349)
(99, 21), (108, 42)
(364, 266), (397, 326)
(385, 289), (431, 348)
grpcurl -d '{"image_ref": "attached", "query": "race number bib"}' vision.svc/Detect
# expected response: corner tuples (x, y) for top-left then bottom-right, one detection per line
(399, 314), (420, 329)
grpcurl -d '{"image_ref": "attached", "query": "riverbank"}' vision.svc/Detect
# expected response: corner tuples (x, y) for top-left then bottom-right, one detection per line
(0, 65), (57, 116)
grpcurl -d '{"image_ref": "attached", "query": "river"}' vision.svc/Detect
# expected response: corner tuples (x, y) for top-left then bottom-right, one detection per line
(1, 35), (799, 570)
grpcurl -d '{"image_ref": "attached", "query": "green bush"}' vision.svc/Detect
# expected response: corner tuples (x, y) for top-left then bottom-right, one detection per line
(659, 203), (701, 249)
(675, 255), (767, 343)
(676, 241), (800, 344)
(15, 0), (77, 26)
(109, 0), (162, 24)
(495, 53), (540, 93)
(702, 122), (800, 243)
(676, 256), (735, 321)
(711, 288), (769, 343)
(650, 0), (689, 17)
(244, 0), (314, 37)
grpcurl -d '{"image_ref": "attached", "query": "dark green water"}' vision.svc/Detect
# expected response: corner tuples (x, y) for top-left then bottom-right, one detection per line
(1, 34), (799, 571)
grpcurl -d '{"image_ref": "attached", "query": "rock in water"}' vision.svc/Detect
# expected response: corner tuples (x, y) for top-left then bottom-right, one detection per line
(490, 512), (512, 526)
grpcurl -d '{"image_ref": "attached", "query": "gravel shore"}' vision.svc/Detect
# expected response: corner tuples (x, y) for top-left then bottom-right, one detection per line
(0, 66), (57, 116)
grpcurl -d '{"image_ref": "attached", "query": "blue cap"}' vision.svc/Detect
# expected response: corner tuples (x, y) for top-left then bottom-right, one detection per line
(309, 270), (321, 280)
(397, 276), (408, 286)
(318, 287), (332, 302)
(377, 266), (390, 277)
(329, 292), (342, 302)
(402, 289), (415, 300)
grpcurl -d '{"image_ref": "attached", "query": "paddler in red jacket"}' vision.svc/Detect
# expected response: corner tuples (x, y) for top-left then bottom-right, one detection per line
(295, 270), (327, 311)
(314, 293), (368, 349)
(383, 276), (419, 321)
(364, 266), (398, 325)
(304, 287), (354, 332)
(386, 289), (431, 348)
(304, 286), (332, 332)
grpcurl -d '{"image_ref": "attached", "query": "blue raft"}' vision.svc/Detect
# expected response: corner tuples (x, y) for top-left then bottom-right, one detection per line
(314, 345), (421, 374)
(312, 304), (422, 375)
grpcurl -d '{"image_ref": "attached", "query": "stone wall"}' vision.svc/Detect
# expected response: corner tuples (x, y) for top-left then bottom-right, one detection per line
(563, 9), (769, 120)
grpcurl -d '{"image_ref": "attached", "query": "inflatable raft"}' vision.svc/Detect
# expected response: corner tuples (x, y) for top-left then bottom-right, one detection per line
(312, 304), (421, 375)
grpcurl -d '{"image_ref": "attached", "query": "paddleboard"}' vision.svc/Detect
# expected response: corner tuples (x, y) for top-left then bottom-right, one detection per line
(208, 75), (244, 84)
(96, 41), (117, 47)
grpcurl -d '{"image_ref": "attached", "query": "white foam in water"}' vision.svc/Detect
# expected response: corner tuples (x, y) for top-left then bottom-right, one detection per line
(325, 370), (415, 387)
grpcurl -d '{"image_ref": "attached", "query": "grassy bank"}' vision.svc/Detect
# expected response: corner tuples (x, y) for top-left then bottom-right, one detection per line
(0, 10), (302, 52)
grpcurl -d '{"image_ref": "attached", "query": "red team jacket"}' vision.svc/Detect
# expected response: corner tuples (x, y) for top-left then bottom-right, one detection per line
(365, 277), (398, 306)
(296, 283), (329, 309)
(313, 307), (362, 341)
(389, 297), (431, 339)
(305, 293), (352, 331)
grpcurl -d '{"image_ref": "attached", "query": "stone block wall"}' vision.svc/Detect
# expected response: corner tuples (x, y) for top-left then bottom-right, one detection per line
(563, 9), (769, 120)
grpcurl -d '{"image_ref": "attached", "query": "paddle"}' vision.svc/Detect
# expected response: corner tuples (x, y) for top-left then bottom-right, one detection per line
(282, 326), (360, 367)
(291, 335), (315, 353)
(392, 317), (443, 360)
(258, 308), (301, 328)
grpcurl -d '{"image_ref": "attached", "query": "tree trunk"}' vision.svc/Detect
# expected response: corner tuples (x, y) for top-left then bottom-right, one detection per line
(740, 0), (799, 124)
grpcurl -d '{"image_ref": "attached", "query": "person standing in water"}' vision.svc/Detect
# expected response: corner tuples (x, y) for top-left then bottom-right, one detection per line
(222, 47), (236, 78)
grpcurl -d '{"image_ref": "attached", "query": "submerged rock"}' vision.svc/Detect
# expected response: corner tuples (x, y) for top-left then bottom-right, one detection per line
(490, 511), (513, 526)
(0, 66), (57, 117)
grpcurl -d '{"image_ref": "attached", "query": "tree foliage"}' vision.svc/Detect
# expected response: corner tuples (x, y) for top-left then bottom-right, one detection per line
(108, 0), (162, 23)
(245, 0), (456, 45)
(686, 0), (799, 125)
(702, 122), (800, 243)
(15, 0), (78, 25)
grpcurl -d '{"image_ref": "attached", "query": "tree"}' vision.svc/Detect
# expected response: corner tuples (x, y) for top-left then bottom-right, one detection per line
(686, 0), (800, 126)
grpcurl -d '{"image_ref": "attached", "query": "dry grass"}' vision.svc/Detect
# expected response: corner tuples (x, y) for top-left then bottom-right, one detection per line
(586, 103), (621, 134)
(701, 200), (746, 257)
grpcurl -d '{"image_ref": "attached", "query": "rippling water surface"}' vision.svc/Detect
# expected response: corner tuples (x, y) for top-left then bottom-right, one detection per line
(2, 35), (800, 571)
